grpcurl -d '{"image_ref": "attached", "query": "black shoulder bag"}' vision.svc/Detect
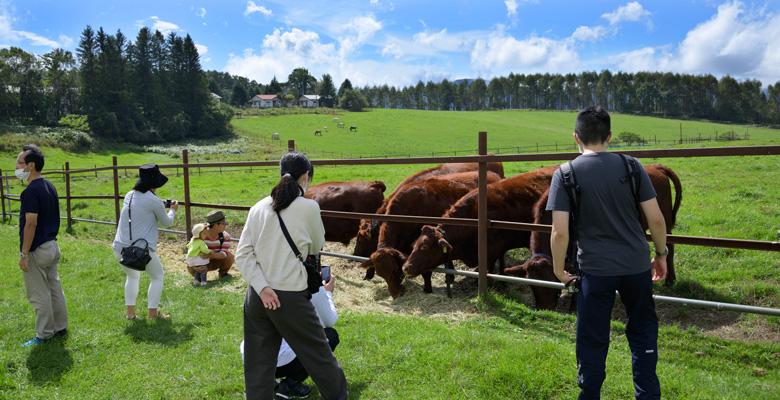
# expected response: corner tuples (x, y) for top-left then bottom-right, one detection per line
(119, 191), (152, 271)
(276, 211), (322, 294)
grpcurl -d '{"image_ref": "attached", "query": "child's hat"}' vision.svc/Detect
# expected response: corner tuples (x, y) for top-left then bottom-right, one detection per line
(191, 223), (207, 238)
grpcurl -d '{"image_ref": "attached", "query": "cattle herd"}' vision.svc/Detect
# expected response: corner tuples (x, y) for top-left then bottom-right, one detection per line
(304, 160), (682, 310)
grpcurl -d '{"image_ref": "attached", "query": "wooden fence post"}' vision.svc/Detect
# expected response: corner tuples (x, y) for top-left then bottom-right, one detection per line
(288, 140), (295, 152)
(478, 132), (488, 299)
(0, 168), (6, 220)
(113, 156), (120, 224)
(183, 149), (192, 240)
(65, 162), (72, 231)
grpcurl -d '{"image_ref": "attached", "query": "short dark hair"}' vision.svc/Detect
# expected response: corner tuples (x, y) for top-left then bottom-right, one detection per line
(575, 106), (611, 145)
(22, 144), (45, 172)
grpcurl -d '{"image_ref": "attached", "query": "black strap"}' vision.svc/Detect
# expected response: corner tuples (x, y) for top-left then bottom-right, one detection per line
(127, 191), (135, 242)
(276, 211), (305, 263)
(558, 162), (581, 272)
(618, 154), (643, 217)
(218, 232), (225, 249)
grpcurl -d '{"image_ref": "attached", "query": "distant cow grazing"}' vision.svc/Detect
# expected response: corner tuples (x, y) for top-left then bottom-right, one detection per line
(337, 122), (345, 128)
(314, 130), (322, 136)
(304, 181), (387, 245)
(349, 126), (357, 132)
(332, 117), (339, 122)
(402, 166), (558, 286)
(504, 163), (682, 310)
(323, 126), (328, 131)
(271, 133), (279, 140)
(360, 171), (502, 298)
(353, 161), (506, 259)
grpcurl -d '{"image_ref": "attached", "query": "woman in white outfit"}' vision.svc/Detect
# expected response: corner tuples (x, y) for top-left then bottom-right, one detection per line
(112, 163), (178, 320)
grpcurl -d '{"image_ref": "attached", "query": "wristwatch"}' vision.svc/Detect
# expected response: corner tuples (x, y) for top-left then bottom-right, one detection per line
(655, 246), (669, 257)
(20, 252), (28, 259)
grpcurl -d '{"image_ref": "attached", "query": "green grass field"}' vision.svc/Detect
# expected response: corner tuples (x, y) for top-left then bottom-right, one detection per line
(1, 109), (780, 399)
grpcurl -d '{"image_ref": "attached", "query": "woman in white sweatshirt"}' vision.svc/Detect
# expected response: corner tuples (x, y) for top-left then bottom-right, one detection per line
(236, 152), (348, 400)
(112, 163), (178, 320)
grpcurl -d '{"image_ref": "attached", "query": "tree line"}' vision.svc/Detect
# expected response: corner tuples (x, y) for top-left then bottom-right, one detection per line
(3, 26), (780, 146)
(0, 25), (233, 144)
(354, 71), (780, 125)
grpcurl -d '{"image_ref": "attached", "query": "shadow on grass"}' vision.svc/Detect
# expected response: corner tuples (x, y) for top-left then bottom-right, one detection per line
(26, 338), (73, 385)
(124, 318), (195, 346)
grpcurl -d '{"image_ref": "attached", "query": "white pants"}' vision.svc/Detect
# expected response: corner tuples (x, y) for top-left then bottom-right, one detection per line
(113, 249), (165, 309)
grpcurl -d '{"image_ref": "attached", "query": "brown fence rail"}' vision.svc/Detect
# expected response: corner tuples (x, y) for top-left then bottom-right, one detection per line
(2, 137), (780, 302)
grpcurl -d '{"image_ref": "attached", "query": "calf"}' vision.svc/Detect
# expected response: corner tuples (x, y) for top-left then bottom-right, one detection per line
(504, 163), (682, 310)
(350, 126), (358, 132)
(314, 130), (322, 136)
(354, 161), (506, 258)
(402, 165), (558, 284)
(360, 171), (501, 298)
(337, 122), (345, 128)
(304, 181), (387, 245)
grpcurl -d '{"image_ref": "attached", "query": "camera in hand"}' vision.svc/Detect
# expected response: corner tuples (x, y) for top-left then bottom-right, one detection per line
(164, 199), (173, 208)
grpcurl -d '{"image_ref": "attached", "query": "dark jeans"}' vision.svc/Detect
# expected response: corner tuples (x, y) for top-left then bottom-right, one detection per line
(194, 271), (207, 282)
(243, 286), (348, 400)
(576, 269), (661, 400)
(276, 327), (340, 383)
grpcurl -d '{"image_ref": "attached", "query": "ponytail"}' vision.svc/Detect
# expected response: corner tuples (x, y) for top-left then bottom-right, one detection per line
(271, 151), (313, 212)
(271, 173), (303, 212)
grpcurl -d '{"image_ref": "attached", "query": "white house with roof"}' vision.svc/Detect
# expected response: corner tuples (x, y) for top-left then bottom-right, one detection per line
(249, 94), (281, 108)
(298, 94), (320, 108)
(210, 93), (222, 103)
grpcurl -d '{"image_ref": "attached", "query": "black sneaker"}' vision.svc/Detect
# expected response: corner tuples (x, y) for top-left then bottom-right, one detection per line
(275, 378), (311, 399)
(56, 328), (68, 338)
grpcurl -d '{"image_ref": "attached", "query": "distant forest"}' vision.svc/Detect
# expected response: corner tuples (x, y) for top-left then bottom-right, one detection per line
(2, 25), (780, 145)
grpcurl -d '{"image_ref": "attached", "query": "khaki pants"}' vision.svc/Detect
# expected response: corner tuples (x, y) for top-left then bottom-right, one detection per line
(23, 240), (68, 340)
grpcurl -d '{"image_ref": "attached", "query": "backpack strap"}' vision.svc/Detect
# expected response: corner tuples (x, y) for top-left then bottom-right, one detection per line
(618, 154), (642, 217)
(558, 162), (581, 272)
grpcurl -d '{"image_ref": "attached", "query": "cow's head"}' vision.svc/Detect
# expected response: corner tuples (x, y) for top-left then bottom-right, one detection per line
(353, 219), (380, 257)
(402, 225), (452, 277)
(365, 248), (408, 298)
(505, 254), (574, 311)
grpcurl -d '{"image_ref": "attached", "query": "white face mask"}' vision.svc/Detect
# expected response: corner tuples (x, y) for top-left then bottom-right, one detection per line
(15, 167), (30, 181)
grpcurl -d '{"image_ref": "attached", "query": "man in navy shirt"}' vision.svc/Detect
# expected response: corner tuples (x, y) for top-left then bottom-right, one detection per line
(17, 144), (68, 346)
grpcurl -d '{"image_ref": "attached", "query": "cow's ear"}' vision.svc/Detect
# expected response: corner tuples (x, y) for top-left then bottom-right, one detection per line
(360, 259), (374, 269)
(372, 181), (387, 193)
(438, 238), (453, 254)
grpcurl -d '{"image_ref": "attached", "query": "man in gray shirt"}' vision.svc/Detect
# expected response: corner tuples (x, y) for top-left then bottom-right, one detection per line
(548, 106), (668, 399)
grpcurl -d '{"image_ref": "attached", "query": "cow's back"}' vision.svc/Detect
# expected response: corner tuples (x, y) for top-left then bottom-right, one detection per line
(305, 180), (386, 244)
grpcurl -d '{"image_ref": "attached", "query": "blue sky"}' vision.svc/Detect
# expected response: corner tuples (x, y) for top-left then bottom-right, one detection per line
(2, 0), (779, 88)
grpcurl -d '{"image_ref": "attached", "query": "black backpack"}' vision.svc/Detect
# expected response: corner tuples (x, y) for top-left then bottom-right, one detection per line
(559, 153), (641, 272)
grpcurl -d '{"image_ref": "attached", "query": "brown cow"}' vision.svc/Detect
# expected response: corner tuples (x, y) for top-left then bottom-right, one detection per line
(360, 171), (502, 298)
(402, 165), (558, 284)
(353, 161), (506, 258)
(504, 163), (682, 310)
(304, 181), (386, 245)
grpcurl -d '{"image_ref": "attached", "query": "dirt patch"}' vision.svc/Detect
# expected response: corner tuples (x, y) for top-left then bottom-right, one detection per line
(155, 238), (780, 343)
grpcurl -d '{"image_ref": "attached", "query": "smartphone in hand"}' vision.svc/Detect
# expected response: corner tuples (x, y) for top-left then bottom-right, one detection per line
(321, 265), (331, 283)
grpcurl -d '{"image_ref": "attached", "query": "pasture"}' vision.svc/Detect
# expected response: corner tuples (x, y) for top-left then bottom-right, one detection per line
(1, 109), (780, 399)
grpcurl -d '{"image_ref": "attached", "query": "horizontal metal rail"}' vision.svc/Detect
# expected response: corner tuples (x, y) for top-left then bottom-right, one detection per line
(319, 251), (780, 317)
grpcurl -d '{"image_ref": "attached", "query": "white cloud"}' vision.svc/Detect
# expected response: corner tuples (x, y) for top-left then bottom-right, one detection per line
(381, 42), (402, 58)
(505, 0), (519, 18)
(58, 34), (73, 48)
(224, 28), (337, 84)
(605, 1), (780, 85)
(15, 30), (58, 47)
(244, 1), (273, 18)
(602, 1), (652, 27)
(195, 44), (208, 56)
(471, 30), (579, 75)
(195, 7), (207, 18)
(149, 17), (180, 34)
(571, 25), (607, 42)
